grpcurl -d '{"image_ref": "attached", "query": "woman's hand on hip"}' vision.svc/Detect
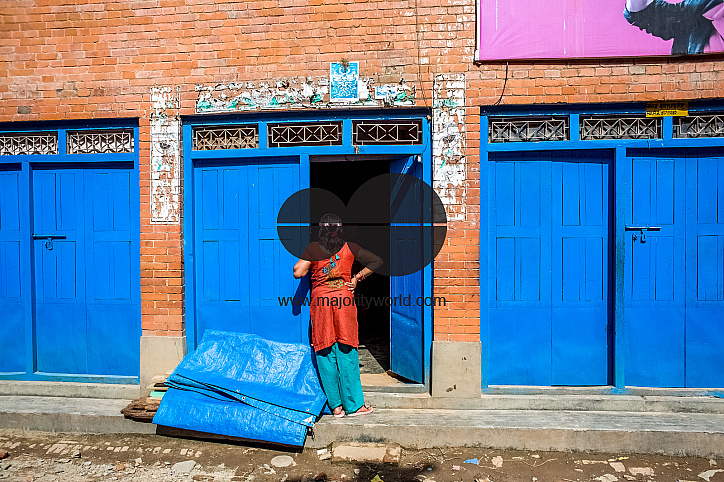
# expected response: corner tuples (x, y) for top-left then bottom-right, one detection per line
(345, 277), (358, 292)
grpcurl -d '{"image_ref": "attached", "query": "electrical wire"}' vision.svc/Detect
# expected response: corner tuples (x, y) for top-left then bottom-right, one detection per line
(493, 62), (509, 106)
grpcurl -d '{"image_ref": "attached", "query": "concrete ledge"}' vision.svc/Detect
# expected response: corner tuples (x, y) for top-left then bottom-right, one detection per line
(5, 395), (724, 457)
(366, 392), (724, 413)
(0, 396), (155, 435)
(309, 409), (724, 457)
(140, 335), (186, 396)
(0, 381), (140, 400)
(431, 341), (481, 398)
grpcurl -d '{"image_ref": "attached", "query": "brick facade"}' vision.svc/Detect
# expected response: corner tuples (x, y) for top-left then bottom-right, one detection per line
(2, 0), (723, 347)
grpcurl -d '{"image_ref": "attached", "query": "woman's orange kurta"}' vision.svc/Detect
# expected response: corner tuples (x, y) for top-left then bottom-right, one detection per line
(306, 242), (358, 352)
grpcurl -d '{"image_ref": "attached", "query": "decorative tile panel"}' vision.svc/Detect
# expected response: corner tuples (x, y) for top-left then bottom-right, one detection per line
(673, 114), (724, 139)
(267, 122), (343, 148)
(0, 132), (58, 156)
(489, 117), (568, 143)
(193, 125), (258, 150)
(580, 116), (661, 140)
(67, 129), (134, 154)
(352, 119), (423, 145)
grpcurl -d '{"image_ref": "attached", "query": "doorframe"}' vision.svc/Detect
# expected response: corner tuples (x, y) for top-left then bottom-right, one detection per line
(480, 100), (724, 392)
(0, 119), (141, 384)
(182, 109), (434, 388)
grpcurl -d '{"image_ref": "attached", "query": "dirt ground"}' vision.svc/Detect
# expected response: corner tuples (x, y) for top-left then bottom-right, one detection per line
(0, 429), (721, 482)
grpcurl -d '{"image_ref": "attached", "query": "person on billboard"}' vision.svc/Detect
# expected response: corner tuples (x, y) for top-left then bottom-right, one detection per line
(293, 213), (382, 418)
(624, 0), (724, 54)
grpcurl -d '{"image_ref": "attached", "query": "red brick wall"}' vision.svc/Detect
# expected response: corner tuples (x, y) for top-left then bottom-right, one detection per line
(468, 59), (724, 105)
(2, 0), (723, 342)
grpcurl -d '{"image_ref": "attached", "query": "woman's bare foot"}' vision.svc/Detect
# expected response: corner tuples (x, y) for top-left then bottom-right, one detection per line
(347, 404), (374, 417)
(333, 406), (346, 418)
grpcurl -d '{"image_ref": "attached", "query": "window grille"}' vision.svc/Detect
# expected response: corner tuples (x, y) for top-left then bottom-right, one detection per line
(580, 116), (661, 140)
(193, 125), (258, 150)
(352, 119), (423, 145)
(267, 122), (343, 148)
(673, 114), (724, 139)
(489, 117), (568, 143)
(0, 132), (58, 156)
(67, 129), (134, 154)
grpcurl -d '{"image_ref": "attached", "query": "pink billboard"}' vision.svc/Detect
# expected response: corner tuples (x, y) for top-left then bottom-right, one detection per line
(475, 0), (724, 60)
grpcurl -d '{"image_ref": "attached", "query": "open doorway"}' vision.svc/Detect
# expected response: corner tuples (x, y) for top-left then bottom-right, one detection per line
(310, 156), (394, 382)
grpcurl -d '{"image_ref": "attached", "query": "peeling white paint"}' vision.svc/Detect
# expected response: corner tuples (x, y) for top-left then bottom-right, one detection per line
(373, 80), (416, 107)
(150, 86), (181, 224)
(433, 73), (466, 222)
(195, 77), (416, 113)
(196, 77), (328, 112)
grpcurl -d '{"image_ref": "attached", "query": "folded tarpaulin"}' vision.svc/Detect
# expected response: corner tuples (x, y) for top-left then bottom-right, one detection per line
(153, 330), (327, 446)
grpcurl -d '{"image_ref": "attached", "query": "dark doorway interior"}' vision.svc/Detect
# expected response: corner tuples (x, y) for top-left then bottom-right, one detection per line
(310, 157), (390, 375)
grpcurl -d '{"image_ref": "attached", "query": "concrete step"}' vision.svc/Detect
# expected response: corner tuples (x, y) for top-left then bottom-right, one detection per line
(2, 395), (723, 457)
(0, 396), (155, 435)
(366, 392), (724, 413)
(309, 408), (724, 457)
(0, 381), (141, 400)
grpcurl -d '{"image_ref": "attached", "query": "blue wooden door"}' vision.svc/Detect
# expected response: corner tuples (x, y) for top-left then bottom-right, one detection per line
(389, 156), (424, 383)
(488, 152), (610, 385)
(551, 154), (610, 384)
(624, 156), (686, 387)
(33, 169), (87, 374)
(85, 169), (138, 376)
(194, 159), (303, 346)
(0, 167), (25, 374)
(33, 167), (138, 376)
(684, 152), (724, 387)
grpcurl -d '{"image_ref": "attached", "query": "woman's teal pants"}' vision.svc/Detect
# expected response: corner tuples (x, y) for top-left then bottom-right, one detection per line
(315, 342), (365, 413)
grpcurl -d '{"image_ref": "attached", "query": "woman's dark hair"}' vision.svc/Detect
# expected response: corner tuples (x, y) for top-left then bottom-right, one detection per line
(318, 213), (345, 255)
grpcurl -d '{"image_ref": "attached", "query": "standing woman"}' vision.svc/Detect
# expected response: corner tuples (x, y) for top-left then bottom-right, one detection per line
(293, 213), (382, 418)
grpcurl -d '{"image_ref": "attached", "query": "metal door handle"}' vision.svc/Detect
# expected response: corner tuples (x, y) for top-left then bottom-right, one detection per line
(626, 226), (660, 243)
(32, 234), (66, 251)
(624, 226), (661, 231)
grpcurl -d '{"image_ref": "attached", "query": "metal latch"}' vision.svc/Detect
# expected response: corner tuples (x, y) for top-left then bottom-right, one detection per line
(32, 234), (66, 250)
(625, 226), (661, 243)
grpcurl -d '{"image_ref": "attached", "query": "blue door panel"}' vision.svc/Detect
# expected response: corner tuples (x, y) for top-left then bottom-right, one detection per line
(202, 241), (222, 301)
(488, 309), (551, 385)
(250, 164), (301, 341)
(624, 157), (686, 387)
(488, 152), (610, 386)
(0, 170), (25, 373)
(86, 304), (138, 376)
(389, 233), (424, 383)
(696, 235), (722, 300)
(31, 167), (139, 378)
(85, 170), (138, 375)
(195, 160), (302, 347)
(551, 155), (608, 385)
(685, 154), (724, 387)
(488, 156), (552, 385)
(685, 308), (724, 387)
(33, 170), (88, 374)
(389, 156), (424, 384)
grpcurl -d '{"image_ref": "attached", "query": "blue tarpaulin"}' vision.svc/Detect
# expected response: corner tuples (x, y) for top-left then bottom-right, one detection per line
(152, 330), (327, 446)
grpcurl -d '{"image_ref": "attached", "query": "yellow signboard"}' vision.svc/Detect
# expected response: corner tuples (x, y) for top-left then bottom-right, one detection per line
(646, 101), (688, 117)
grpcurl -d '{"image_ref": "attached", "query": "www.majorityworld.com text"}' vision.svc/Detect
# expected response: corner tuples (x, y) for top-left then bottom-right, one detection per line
(278, 295), (447, 309)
